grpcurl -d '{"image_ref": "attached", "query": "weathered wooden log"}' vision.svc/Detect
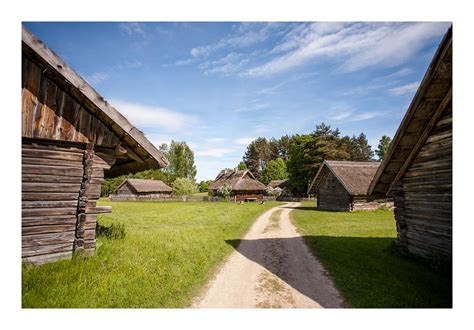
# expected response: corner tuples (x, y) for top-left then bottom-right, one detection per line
(22, 192), (79, 201)
(22, 242), (73, 257)
(22, 182), (82, 193)
(22, 200), (79, 209)
(22, 207), (77, 217)
(22, 164), (83, 177)
(22, 231), (76, 246)
(22, 215), (76, 227)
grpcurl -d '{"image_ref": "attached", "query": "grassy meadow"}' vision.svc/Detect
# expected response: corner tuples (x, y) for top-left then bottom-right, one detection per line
(291, 202), (452, 308)
(22, 201), (279, 308)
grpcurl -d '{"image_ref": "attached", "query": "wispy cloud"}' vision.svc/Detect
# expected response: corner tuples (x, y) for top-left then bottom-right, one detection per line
(83, 72), (109, 85)
(244, 22), (450, 77)
(119, 22), (150, 38)
(190, 23), (282, 58)
(206, 138), (227, 143)
(110, 99), (199, 131)
(195, 148), (235, 157)
(234, 137), (256, 145)
(234, 103), (270, 113)
(388, 81), (420, 96)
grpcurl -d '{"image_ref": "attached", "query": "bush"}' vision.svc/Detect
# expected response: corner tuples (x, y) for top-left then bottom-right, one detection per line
(96, 222), (126, 239)
(172, 178), (197, 196)
(217, 183), (232, 201)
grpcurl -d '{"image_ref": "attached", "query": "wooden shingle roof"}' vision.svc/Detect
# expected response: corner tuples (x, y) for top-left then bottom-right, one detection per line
(208, 169), (267, 191)
(116, 179), (172, 194)
(368, 26), (452, 197)
(308, 160), (381, 196)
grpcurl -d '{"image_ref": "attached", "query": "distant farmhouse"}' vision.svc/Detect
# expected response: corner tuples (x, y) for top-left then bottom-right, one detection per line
(21, 27), (168, 263)
(369, 27), (452, 262)
(110, 178), (172, 201)
(268, 180), (289, 190)
(307, 161), (390, 211)
(209, 169), (267, 202)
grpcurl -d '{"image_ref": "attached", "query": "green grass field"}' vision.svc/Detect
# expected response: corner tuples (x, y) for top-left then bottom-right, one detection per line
(291, 202), (452, 308)
(22, 201), (279, 308)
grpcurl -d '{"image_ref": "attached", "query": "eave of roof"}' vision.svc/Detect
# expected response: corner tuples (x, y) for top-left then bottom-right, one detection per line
(22, 26), (169, 176)
(368, 26), (452, 196)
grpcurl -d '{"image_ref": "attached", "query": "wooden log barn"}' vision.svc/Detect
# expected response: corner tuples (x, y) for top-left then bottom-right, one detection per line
(307, 160), (389, 211)
(110, 178), (172, 201)
(22, 26), (169, 264)
(208, 169), (267, 202)
(368, 26), (452, 262)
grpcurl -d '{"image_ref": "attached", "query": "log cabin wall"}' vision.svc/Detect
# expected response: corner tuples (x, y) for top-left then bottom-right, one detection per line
(396, 103), (452, 261)
(22, 52), (117, 264)
(316, 169), (351, 211)
(22, 140), (113, 264)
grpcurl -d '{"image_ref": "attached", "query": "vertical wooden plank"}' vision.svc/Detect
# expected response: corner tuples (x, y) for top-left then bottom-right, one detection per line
(53, 89), (65, 140)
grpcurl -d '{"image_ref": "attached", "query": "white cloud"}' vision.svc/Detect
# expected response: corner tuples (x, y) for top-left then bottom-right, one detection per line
(244, 22), (450, 77)
(110, 99), (198, 131)
(206, 138), (226, 143)
(119, 22), (149, 38)
(190, 23), (281, 58)
(234, 103), (270, 113)
(195, 148), (236, 157)
(234, 137), (256, 145)
(388, 82), (420, 96)
(328, 111), (352, 121)
(83, 72), (109, 85)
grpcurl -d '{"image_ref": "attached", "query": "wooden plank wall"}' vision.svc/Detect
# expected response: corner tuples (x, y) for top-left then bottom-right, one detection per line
(234, 193), (264, 202)
(400, 103), (452, 261)
(316, 168), (351, 211)
(22, 56), (120, 148)
(22, 142), (84, 263)
(22, 141), (114, 264)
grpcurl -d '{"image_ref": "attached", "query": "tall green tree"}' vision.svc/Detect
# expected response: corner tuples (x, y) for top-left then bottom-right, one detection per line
(375, 135), (392, 160)
(346, 133), (374, 161)
(286, 134), (313, 191)
(303, 123), (351, 174)
(162, 140), (197, 180)
(243, 137), (271, 179)
(260, 158), (288, 185)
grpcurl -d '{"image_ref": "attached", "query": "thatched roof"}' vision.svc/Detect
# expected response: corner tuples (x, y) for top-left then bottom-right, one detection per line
(308, 160), (381, 196)
(368, 26), (452, 197)
(208, 169), (267, 192)
(268, 180), (290, 189)
(116, 179), (172, 194)
(22, 26), (168, 177)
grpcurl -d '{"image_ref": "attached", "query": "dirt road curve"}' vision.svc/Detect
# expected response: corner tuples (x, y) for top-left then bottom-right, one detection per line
(192, 202), (344, 308)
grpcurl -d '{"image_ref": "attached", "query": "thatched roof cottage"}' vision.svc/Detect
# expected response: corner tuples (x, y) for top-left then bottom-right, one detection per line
(208, 169), (267, 202)
(111, 179), (172, 201)
(268, 180), (290, 190)
(368, 26), (452, 262)
(22, 26), (168, 263)
(307, 161), (387, 211)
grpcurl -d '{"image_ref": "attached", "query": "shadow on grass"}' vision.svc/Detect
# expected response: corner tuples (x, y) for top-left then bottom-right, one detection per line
(226, 236), (452, 308)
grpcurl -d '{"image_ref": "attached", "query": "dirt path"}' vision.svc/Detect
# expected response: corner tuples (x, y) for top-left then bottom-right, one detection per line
(192, 202), (344, 308)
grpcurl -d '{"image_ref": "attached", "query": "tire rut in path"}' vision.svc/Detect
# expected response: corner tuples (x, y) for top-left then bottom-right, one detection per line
(192, 202), (344, 308)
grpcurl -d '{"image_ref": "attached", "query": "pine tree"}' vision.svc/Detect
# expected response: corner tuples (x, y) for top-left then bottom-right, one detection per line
(375, 135), (392, 160)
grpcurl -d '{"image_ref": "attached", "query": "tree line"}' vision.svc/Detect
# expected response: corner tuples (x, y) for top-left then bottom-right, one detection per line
(241, 123), (392, 193)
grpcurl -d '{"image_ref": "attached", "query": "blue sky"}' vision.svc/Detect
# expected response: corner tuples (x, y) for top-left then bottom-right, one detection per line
(24, 22), (450, 181)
